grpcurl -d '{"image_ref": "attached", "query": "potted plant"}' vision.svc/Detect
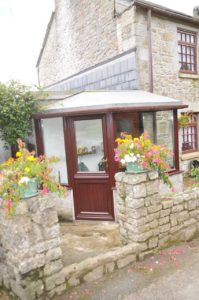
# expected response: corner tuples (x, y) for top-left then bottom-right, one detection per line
(178, 112), (192, 128)
(0, 139), (67, 215)
(114, 132), (173, 188)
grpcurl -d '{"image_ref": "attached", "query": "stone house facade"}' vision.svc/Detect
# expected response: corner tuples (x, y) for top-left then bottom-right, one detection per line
(37, 0), (199, 171)
(32, 0), (199, 222)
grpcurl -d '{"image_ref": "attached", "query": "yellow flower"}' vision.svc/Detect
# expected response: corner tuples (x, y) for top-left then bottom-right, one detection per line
(4, 157), (14, 165)
(133, 138), (139, 142)
(27, 156), (36, 161)
(16, 151), (22, 158)
(25, 167), (30, 173)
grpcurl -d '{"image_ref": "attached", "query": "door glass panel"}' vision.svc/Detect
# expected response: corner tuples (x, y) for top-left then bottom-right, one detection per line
(116, 119), (133, 137)
(75, 119), (105, 172)
(42, 118), (68, 184)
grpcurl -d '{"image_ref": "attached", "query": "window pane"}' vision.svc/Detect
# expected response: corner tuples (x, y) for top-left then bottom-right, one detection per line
(155, 111), (174, 169)
(75, 119), (105, 172)
(142, 112), (155, 142)
(42, 118), (68, 184)
(182, 33), (186, 42)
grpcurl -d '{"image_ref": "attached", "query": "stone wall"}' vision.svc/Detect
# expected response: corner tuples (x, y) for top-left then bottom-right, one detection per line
(38, 2), (199, 110)
(0, 193), (65, 300)
(115, 172), (199, 257)
(134, 7), (199, 110)
(39, 0), (119, 87)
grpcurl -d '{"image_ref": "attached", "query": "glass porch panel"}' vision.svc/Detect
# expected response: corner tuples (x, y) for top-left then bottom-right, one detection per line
(74, 119), (105, 172)
(142, 112), (155, 142)
(41, 118), (68, 184)
(155, 111), (174, 169)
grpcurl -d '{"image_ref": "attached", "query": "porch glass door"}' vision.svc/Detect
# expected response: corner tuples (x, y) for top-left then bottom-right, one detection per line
(72, 116), (114, 220)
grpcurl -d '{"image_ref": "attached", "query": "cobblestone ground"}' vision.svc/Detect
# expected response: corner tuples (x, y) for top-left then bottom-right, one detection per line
(55, 237), (199, 300)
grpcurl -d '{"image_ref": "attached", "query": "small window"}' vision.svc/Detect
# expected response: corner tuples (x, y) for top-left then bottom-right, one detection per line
(177, 29), (197, 74)
(182, 113), (198, 153)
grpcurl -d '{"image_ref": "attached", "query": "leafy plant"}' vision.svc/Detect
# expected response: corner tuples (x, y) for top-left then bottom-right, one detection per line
(114, 132), (173, 188)
(190, 167), (199, 179)
(0, 139), (67, 215)
(178, 112), (192, 128)
(0, 80), (39, 150)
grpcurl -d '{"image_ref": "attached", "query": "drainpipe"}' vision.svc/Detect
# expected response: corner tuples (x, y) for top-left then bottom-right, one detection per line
(113, 0), (116, 18)
(147, 8), (153, 93)
(37, 67), (41, 87)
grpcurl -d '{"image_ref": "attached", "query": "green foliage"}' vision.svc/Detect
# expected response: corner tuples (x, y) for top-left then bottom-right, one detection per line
(0, 80), (39, 148)
(190, 167), (199, 179)
(178, 112), (192, 128)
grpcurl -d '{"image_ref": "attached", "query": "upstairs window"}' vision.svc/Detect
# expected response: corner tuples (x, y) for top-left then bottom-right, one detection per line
(178, 29), (197, 74)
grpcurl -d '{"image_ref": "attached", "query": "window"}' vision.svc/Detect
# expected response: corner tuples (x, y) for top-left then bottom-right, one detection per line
(178, 29), (197, 74)
(182, 113), (198, 153)
(114, 111), (176, 170)
(41, 118), (68, 184)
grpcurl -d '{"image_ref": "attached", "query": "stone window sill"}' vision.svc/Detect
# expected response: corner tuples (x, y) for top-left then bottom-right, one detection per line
(179, 73), (199, 80)
(180, 151), (199, 161)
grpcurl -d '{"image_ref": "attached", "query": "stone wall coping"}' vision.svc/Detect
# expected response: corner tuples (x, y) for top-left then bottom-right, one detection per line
(63, 242), (140, 286)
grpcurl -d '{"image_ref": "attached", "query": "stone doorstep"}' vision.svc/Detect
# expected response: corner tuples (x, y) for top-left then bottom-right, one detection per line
(63, 242), (141, 288)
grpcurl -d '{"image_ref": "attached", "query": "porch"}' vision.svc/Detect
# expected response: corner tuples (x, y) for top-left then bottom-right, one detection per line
(35, 90), (187, 222)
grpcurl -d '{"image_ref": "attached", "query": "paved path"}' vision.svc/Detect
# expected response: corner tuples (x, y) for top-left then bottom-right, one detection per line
(56, 238), (199, 300)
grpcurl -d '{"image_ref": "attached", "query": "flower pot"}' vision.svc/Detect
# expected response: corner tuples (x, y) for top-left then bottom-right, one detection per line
(20, 177), (38, 199)
(125, 161), (147, 174)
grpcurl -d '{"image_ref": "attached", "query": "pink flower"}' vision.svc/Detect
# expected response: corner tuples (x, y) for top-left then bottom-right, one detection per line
(152, 149), (158, 154)
(153, 158), (161, 164)
(114, 148), (120, 162)
(42, 186), (48, 194)
(5, 199), (12, 210)
(171, 187), (175, 193)
(142, 161), (149, 169)
(143, 131), (150, 139)
(147, 151), (153, 157)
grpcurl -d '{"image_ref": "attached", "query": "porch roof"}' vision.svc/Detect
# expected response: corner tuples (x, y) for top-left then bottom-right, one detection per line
(35, 90), (188, 118)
